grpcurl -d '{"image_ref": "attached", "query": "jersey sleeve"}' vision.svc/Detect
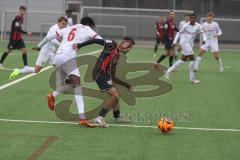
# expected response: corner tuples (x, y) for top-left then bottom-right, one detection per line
(216, 23), (222, 36)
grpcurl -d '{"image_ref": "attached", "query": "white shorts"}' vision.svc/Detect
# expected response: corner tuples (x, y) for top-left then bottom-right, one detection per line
(181, 42), (194, 56)
(36, 48), (55, 66)
(201, 40), (219, 53)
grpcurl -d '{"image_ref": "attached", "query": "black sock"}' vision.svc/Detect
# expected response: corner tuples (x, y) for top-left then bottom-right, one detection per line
(0, 52), (9, 64)
(157, 54), (167, 63)
(169, 56), (174, 67)
(99, 107), (109, 117)
(113, 110), (120, 118)
(22, 53), (28, 66)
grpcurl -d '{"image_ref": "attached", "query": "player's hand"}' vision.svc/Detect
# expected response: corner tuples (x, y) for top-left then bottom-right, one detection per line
(27, 32), (32, 36)
(32, 47), (41, 51)
(128, 86), (134, 92)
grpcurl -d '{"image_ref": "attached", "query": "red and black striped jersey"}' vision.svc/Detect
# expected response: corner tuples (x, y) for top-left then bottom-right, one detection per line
(9, 15), (27, 41)
(155, 21), (164, 36)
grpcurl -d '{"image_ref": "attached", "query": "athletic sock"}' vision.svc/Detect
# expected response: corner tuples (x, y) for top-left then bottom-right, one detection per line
(19, 66), (35, 74)
(166, 59), (184, 75)
(157, 54), (167, 63)
(113, 110), (120, 118)
(189, 61), (195, 81)
(194, 56), (202, 70)
(217, 58), (224, 71)
(22, 53), (28, 66)
(169, 56), (174, 67)
(0, 52), (9, 64)
(74, 86), (85, 119)
(99, 107), (109, 117)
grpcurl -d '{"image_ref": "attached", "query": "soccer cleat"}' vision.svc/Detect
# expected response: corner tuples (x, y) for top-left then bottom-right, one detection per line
(191, 79), (200, 84)
(79, 119), (96, 128)
(114, 117), (130, 123)
(0, 63), (4, 69)
(94, 116), (109, 128)
(47, 93), (55, 111)
(9, 68), (20, 80)
(219, 67), (224, 72)
(153, 63), (160, 71)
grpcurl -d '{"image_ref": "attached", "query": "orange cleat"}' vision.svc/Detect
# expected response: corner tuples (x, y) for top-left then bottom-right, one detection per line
(153, 63), (160, 71)
(47, 93), (55, 111)
(79, 119), (96, 128)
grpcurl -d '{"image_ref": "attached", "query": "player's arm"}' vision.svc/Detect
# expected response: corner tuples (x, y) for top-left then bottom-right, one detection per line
(12, 18), (31, 35)
(173, 24), (185, 44)
(216, 23), (222, 36)
(77, 39), (105, 49)
(111, 65), (132, 91)
(201, 25), (207, 44)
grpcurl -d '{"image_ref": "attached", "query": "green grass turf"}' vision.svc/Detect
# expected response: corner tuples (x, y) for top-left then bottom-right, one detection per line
(0, 41), (240, 160)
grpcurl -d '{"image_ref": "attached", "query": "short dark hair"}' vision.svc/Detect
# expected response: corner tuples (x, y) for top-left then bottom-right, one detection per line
(189, 13), (197, 17)
(58, 16), (68, 23)
(80, 16), (95, 28)
(19, 6), (26, 10)
(122, 36), (135, 46)
(66, 9), (72, 14)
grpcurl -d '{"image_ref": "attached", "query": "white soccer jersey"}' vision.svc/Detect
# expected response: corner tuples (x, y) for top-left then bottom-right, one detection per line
(179, 20), (188, 30)
(201, 21), (222, 42)
(42, 24), (61, 51)
(65, 16), (73, 27)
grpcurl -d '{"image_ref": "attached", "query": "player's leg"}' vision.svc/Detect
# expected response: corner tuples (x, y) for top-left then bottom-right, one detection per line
(112, 103), (129, 123)
(0, 47), (12, 69)
(95, 87), (120, 128)
(212, 42), (223, 72)
(194, 46), (207, 72)
(154, 36), (161, 57)
(188, 55), (200, 84)
(154, 40), (169, 70)
(168, 48), (175, 67)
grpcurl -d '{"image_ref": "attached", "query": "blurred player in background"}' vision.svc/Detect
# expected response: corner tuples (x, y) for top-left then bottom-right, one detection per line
(154, 10), (178, 70)
(0, 6), (32, 69)
(165, 13), (201, 84)
(174, 14), (190, 59)
(34, 16), (102, 127)
(153, 16), (164, 57)
(77, 37), (135, 128)
(9, 16), (68, 80)
(194, 12), (223, 72)
(65, 9), (73, 27)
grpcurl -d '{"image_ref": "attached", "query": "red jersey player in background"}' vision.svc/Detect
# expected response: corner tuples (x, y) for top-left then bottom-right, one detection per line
(153, 16), (164, 57)
(0, 6), (32, 69)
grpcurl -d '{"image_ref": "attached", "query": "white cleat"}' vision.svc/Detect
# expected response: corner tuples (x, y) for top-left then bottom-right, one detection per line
(0, 63), (4, 69)
(191, 79), (200, 84)
(94, 116), (109, 128)
(219, 67), (224, 72)
(164, 73), (170, 80)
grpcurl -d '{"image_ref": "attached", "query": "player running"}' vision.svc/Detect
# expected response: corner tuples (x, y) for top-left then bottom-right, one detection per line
(9, 16), (68, 80)
(194, 12), (223, 72)
(33, 18), (102, 128)
(164, 13), (201, 84)
(153, 16), (164, 57)
(76, 37), (135, 128)
(154, 10), (178, 69)
(0, 6), (32, 69)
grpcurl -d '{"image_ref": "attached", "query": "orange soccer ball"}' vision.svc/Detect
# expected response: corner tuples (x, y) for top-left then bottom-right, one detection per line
(158, 118), (174, 133)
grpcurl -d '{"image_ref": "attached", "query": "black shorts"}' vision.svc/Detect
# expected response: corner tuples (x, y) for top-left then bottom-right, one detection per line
(95, 74), (113, 92)
(156, 36), (163, 44)
(7, 39), (25, 50)
(164, 38), (174, 50)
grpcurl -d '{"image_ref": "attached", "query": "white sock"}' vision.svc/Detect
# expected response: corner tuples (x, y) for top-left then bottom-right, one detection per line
(74, 86), (85, 119)
(189, 61), (195, 81)
(19, 66), (35, 74)
(166, 59), (184, 75)
(194, 56), (202, 70)
(217, 58), (224, 71)
(52, 84), (71, 97)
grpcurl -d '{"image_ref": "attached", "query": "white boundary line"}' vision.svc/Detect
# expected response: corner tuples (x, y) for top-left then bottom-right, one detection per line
(0, 118), (240, 132)
(0, 50), (101, 91)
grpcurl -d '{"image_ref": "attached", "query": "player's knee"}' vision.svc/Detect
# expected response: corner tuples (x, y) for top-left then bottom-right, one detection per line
(65, 74), (80, 87)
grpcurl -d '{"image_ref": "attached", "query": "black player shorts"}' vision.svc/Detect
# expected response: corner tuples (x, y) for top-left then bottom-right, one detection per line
(7, 39), (26, 50)
(95, 74), (113, 92)
(164, 38), (174, 50)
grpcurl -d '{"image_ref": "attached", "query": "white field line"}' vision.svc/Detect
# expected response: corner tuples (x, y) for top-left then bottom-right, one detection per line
(0, 50), (101, 91)
(0, 118), (240, 132)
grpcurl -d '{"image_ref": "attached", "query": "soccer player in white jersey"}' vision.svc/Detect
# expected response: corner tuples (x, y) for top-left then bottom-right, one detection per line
(9, 17), (68, 80)
(34, 17), (102, 127)
(65, 9), (73, 27)
(164, 13), (201, 84)
(194, 12), (223, 72)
